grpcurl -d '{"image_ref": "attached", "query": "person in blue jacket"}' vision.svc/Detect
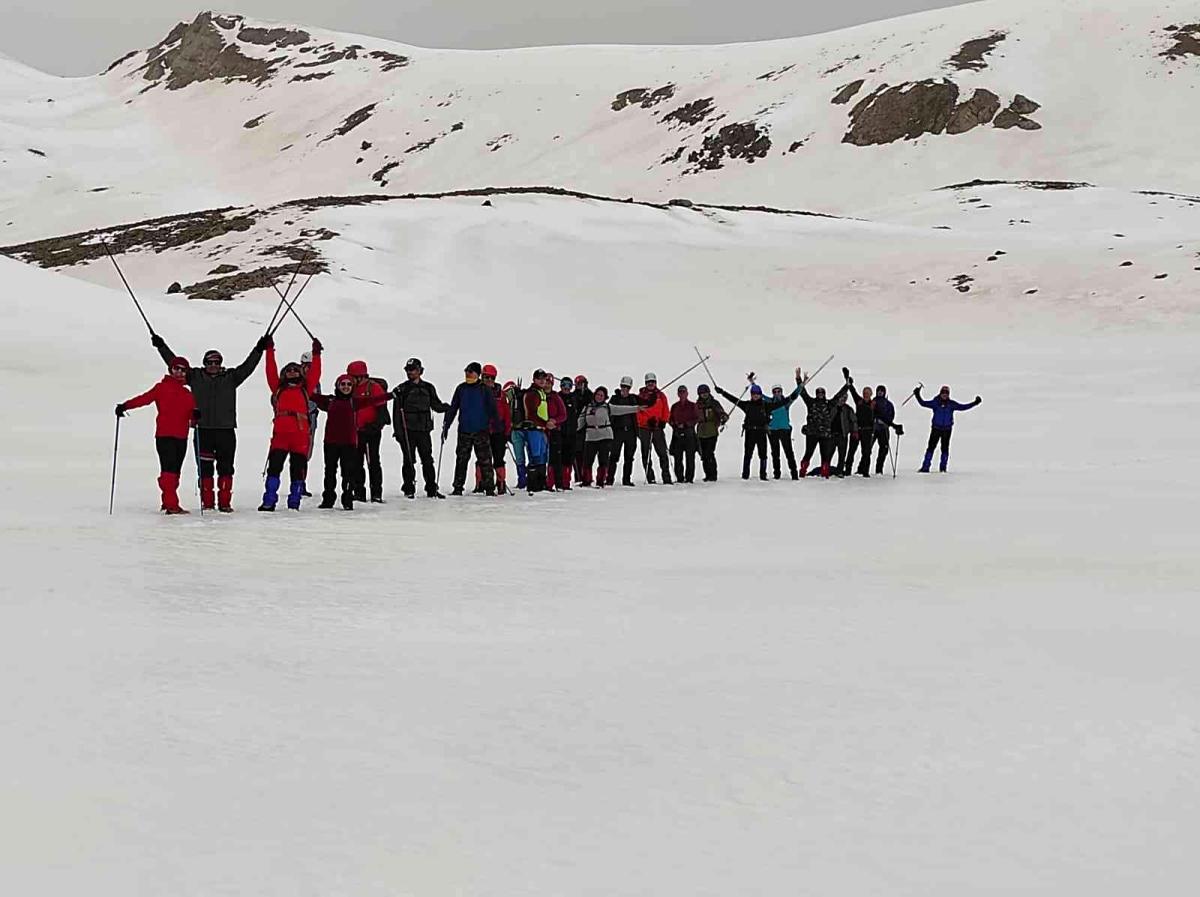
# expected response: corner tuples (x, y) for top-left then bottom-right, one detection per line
(914, 384), (981, 473)
(443, 361), (499, 495)
(871, 385), (900, 475)
(766, 379), (802, 480)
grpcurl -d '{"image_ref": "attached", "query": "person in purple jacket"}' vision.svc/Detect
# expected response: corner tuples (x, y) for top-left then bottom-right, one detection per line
(915, 385), (981, 472)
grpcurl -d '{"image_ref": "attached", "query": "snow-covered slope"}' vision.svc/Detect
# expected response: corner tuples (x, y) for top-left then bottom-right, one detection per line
(3, 0), (1200, 238)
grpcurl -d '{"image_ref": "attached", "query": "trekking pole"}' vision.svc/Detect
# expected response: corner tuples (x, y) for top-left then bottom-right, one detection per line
(269, 280), (316, 339)
(721, 372), (755, 432)
(264, 252), (311, 335)
(193, 425), (205, 517)
(436, 432), (446, 488)
(901, 382), (923, 407)
(693, 346), (719, 387)
(661, 355), (710, 391)
(399, 407), (416, 494)
(891, 432), (900, 479)
(109, 416), (121, 515)
(101, 239), (156, 335)
(802, 354), (836, 386)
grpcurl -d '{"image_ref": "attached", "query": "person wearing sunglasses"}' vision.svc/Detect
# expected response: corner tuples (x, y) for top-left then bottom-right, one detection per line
(151, 330), (269, 512)
(115, 357), (197, 514)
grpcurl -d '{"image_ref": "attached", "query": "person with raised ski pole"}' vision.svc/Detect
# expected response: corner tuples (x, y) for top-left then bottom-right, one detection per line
(312, 372), (392, 510)
(346, 359), (389, 503)
(830, 387), (857, 477)
(668, 384), (700, 484)
(151, 331), (267, 512)
(637, 373), (673, 485)
(715, 376), (767, 481)
(443, 362), (498, 497)
(694, 384), (728, 481)
(115, 355), (197, 514)
(798, 373), (850, 479)
(258, 336), (322, 511)
(870, 385), (902, 476)
(843, 371), (876, 477)
(766, 379), (803, 480)
(390, 357), (449, 499)
(914, 384), (981, 473)
(481, 365), (511, 494)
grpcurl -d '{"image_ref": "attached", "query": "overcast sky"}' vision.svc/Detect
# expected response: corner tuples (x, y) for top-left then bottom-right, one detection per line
(3, 1), (975, 76)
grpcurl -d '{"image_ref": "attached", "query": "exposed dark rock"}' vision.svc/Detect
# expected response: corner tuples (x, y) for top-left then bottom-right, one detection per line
(687, 121), (771, 171)
(948, 32), (1006, 71)
(167, 281), (182, 294)
(296, 47), (359, 68)
(143, 13), (276, 90)
(950, 274), (974, 293)
(372, 161), (400, 185)
(1161, 23), (1200, 59)
(668, 198), (695, 208)
(406, 135), (439, 153)
(27, 148), (46, 157)
(757, 64), (795, 81)
(1120, 261), (1133, 267)
(823, 55), (861, 76)
(361, 141), (372, 151)
(1009, 94), (1040, 114)
(612, 84), (676, 112)
(243, 113), (269, 129)
(787, 140), (805, 153)
(212, 15), (242, 29)
(940, 178), (1090, 190)
(662, 98), (715, 126)
(104, 49), (139, 74)
(481, 199), (492, 207)
(843, 80), (959, 146)
(1154, 273), (1169, 279)
(182, 261), (325, 301)
(947, 88), (1001, 134)
(451, 122), (464, 132)
(661, 145), (686, 164)
(90, 187), (110, 193)
(237, 26), (310, 48)
(993, 108), (1041, 130)
(368, 50), (410, 72)
(208, 263), (239, 274)
(322, 103), (377, 141)
(831, 80), (864, 105)
(292, 72), (333, 82)
(0, 207), (254, 268)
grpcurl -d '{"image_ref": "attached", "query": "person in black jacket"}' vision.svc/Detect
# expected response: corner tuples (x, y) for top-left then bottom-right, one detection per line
(717, 369), (804, 481)
(391, 357), (450, 499)
(798, 377), (850, 479)
(607, 376), (641, 486)
(845, 372), (876, 477)
(152, 332), (266, 511)
(871, 386), (902, 475)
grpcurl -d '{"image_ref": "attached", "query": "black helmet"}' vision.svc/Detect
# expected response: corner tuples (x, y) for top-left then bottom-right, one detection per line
(405, 357), (423, 371)
(465, 361), (483, 376)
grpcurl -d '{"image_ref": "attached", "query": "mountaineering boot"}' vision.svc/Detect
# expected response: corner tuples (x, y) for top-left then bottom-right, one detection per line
(919, 449), (934, 473)
(217, 475), (234, 512)
(622, 476), (635, 487)
(287, 480), (305, 510)
(939, 451), (949, 473)
(341, 491), (354, 510)
(159, 473), (188, 514)
(515, 463), (527, 490)
(259, 476), (280, 511)
(820, 463), (831, 478)
(473, 469), (484, 494)
(426, 487), (445, 499)
(451, 486), (464, 496)
(318, 495), (336, 509)
(496, 468), (508, 494)
(799, 460), (808, 478)
(200, 477), (216, 510)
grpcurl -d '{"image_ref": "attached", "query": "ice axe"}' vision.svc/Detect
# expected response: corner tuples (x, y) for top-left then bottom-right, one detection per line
(902, 382), (923, 407)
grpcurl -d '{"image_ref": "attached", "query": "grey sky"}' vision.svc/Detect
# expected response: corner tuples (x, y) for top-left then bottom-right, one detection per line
(3, 1), (975, 77)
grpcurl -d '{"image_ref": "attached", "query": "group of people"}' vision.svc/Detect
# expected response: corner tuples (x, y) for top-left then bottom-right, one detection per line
(116, 332), (982, 514)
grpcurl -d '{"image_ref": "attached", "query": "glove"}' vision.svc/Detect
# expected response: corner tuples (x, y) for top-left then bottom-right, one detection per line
(913, 386), (921, 396)
(311, 337), (323, 354)
(150, 334), (166, 348)
(256, 334), (273, 351)
(974, 395), (982, 404)
(115, 403), (127, 418)
(842, 366), (850, 381)
(894, 424), (904, 436)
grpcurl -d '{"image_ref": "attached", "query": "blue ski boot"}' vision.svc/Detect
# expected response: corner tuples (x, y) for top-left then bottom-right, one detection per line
(287, 480), (305, 510)
(258, 475), (280, 511)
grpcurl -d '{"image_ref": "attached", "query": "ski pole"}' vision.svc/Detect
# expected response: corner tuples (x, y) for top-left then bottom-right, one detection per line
(436, 432), (446, 488)
(892, 432), (900, 479)
(264, 252), (311, 335)
(269, 280), (315, 339)
(660, 355), (710, 391)
(721, 372), (755, 431)
(268, 270), (317, 338)
(193, 425), (204, 517)
(693, 346), (718, 387)
(801, 354), (835, 386)
(902, 382), (923, 407)
(109, 415), (121, 515)
(101, 239), (156, 335)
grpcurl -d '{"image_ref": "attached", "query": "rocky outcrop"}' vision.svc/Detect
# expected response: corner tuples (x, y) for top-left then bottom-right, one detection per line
(237, 26), (310, 48)
(662, 98), (715, 127)
(831, 80), (865, 105)
(612, 85), (676, 112)
(687, 122), (771, 171)
(1162, 24), (1200, 59)
(142, 13), (276, 90)
(948, 33), (1006, 71)
(843, 80), (960, 145)
(321, 103), (377, 141)
(368, 50), (410, 72)
(993, 94), (1042, 130)
(947, 88), (1000, 134)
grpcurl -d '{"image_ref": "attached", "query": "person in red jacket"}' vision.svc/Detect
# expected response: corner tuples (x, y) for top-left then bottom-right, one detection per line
(116, 356), (196, 514)
(669, 384), (700, 484)
(348, 359), (388, 503)
(259, 337), (322, 511)
(637, 372), (672, 484)
(483, 365), (513, 494)
(312, 373), (392, 510)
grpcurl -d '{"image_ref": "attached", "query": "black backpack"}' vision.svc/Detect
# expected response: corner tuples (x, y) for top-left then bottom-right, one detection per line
(509, 382), (528, 428)
(370, 377), (391, 428)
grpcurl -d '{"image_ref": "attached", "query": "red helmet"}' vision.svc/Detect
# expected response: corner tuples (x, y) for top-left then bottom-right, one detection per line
(346, 360), (368, 377)
(482, 363), (498, 378)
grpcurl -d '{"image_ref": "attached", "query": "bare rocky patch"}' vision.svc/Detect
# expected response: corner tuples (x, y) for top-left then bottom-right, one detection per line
(993, 94), (1042, 130)
(243, 113), (269, 129)
(237, 26), (310, 48)
(756, 64), (795, 81)
(182, 261), (325, 301)
(662, 98), (715, 127)
(844, 80), (959, 145)
(686, 121), (771, 172)
(292, 72), (333, 83)
(831, 80), (865, 105)
(1162, 24), (1200, 59)
(296, 46), (361, 68)
(948, 32), (1006, 71)
(947, 88), (1000, 134)
(369, 50), (410, 72)
(371, 161), (400, 186)
(141, 13), (276, 91)
(321, 104), (377, 142)
(612, 85), (676, 112)
(103, 49), (139, 74)
(940, 178), (1090, 191)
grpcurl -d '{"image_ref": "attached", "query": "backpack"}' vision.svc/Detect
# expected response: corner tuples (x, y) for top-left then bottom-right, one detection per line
(369, 377), (391, 428)
(508, 382), (528, 428)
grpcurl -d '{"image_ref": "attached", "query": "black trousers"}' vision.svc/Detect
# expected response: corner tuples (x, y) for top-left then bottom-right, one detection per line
(397, 428), (438, 496)
(547, 429), (565, 487)
(742, 428), (768, 479)
(801, 433), (833, 470)
(489, 433), (508, 472)
(873, 426), (891, 474)
(767, 428), (797, 477)
(670, 428), (697, 483)
(639, 428), (671, 482)
(560, 429), (578, 482)
(847, 429), (875, 474)
(356, 429), (383, 499)
(155, 436), (188, 475)
(924, 427), (952, 468)
(831, 431), (850, 472)
(582, 439), (612, 484)
(608, 428), (638, 484)
(322, 443), (359, 505)
(698, 435), (719, 481)
(266, 448), (307, 481)
(454, 431), (494, 491)
(197, 428), (236, 479)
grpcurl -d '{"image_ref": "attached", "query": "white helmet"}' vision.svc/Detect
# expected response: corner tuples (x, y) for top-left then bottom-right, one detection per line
(620, 375), (634, 388)
(644, 372), (657, 383)
(772, 383), (783, 393)
(300, 351), (313, 364)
